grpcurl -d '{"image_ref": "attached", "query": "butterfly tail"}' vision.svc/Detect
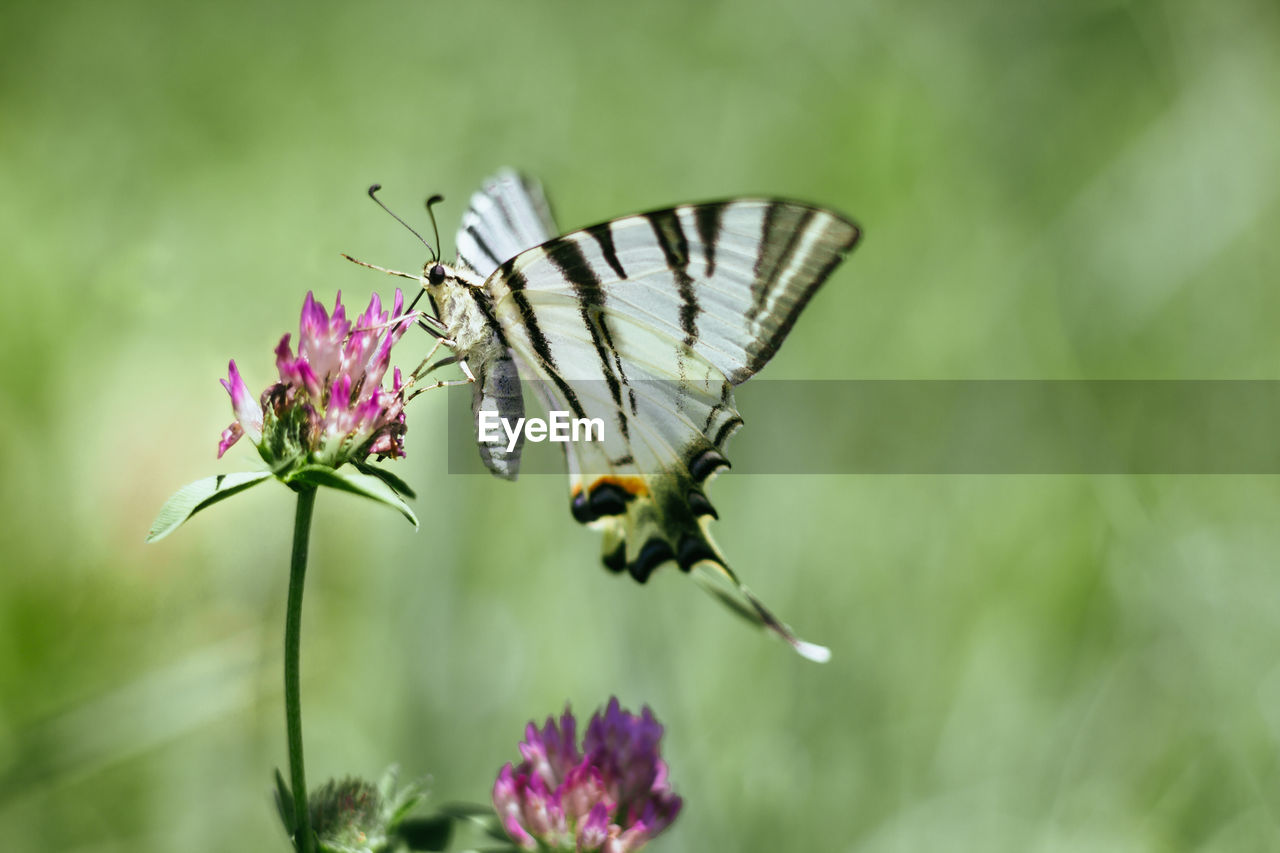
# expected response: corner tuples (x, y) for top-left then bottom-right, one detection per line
(579, 466), (831, 662)
(690, 557), (832, 663)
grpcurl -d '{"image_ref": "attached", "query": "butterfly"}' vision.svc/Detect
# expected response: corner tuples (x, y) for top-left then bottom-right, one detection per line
(348, 170), (860, 661)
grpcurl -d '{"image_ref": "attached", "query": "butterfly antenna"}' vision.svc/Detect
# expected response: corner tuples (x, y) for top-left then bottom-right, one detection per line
(366, 184), (438, 263)
(424, 194), (445, 262)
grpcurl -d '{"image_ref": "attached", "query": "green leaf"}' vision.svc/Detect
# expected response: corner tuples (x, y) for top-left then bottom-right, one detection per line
(354, 461), (417, 500)
(274, 768), (296, 835)
(287, 465), (418, 528)
(145, 471), (273, 542)
(395, 815), (453, 851)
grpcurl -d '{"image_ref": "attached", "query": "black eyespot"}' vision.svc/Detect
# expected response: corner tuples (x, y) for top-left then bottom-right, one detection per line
(427, 264), (446, 285)
(676, 533), (718, 571)
(631, 538), (675, 583)
(602, 541), (627, 574)
(570, 491), (594, 524)
(588, 483), (631, 518)
(688, 448), (730, 483)
(687, 490), (718, 519)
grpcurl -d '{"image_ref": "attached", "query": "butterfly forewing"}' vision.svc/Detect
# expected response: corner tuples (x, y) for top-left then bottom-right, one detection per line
(489, 200), (859, 383)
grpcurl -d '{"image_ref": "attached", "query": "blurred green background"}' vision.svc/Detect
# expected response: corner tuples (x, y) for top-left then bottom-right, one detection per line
(4, 0), (1280, 850)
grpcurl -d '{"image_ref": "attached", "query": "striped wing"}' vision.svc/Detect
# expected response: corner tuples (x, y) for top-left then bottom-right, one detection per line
(484, 198), (860, 660)
(455, 170), (560, 478)
(456, 169), (558, 277)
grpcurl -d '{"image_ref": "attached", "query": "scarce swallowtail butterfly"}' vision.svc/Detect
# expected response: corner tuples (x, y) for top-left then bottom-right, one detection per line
(348, 170), (860, 662)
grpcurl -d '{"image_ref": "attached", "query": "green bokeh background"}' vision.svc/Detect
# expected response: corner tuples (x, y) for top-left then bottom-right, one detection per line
(4, 1), (1280, 850)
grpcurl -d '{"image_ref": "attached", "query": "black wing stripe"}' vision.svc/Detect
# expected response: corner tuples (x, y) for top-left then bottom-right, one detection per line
(749, 202), (787, 317)
(649, 208), (690, 269)
(546, 239), (631, 441)
(586, 222), (628, 281)
(464, 225), (503, 268)
(488, 191), (521, 238)
(702, 381), (734, 434)
(749, 205), (817, 327)
(713, 414), (744, 448)
(584, 224), (639, 414)
(744, 220), (860, 375)
(648, 209), (700, 348)
(694, 203), (724, 278)
(501, 263), (588, 421)
(467, 287), (509, 348)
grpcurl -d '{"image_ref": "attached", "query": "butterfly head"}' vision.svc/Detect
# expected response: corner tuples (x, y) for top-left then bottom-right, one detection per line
(418, 260), (452, 306)
(419, 260), (485, 297)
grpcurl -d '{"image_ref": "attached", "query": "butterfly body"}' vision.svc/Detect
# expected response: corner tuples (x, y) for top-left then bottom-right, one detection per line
(424, 263), (486, 346)
(360, 171), (860, 661)
(417, 262), (530, 477)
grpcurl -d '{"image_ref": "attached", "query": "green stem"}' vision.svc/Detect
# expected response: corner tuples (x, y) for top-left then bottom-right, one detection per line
(285, 486), (317, 853)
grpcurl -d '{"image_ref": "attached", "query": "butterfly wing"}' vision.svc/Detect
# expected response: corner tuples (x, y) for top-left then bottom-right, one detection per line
(455, 170), (560, 479)
(456, 169), (558, 277)
(482, 198), (860, 660)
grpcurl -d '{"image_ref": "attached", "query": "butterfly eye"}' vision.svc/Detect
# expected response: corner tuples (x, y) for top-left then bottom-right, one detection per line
(427, 264), (446, 285)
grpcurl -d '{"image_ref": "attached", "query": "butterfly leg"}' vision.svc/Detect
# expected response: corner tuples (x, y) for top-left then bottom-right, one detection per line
(406, 358), (476, 401)
(419, 355), (458, 375)
(416, 313), (450, 339)
(409, 334), (458, 381)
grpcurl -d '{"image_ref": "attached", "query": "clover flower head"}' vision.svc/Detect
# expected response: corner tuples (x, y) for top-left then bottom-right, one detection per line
(493, 699), (681, 853)
(217, 290), (413, 469)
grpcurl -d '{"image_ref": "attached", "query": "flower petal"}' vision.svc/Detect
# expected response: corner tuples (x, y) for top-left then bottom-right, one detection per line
(220, 360), (263, 443)
(493, 764), (537, 850)
(578, 802), (611, 851)
(497, 699), (679, 852)
(216, 422), (243, 458)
